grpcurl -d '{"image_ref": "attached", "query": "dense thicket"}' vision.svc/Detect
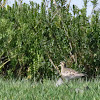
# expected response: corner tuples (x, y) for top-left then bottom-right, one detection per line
(0, 0), (100, 80)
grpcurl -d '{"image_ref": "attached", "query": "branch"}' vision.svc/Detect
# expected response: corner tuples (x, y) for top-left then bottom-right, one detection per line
(47, 54), (61, 75)
(0, 59), (10, 69)
(1, 0), (7, 8)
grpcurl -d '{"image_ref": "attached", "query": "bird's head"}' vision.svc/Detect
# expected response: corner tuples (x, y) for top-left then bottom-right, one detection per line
(59, 61), (66, 68)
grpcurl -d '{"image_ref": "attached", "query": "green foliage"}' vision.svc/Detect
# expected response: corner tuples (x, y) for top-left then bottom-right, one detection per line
(0, 0), (100, 79)
(0, 78), (100, 100)
(91, 0), (98, 7)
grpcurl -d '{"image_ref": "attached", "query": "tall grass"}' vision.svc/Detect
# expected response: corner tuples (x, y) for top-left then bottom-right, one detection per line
(0, 78), (100, 100)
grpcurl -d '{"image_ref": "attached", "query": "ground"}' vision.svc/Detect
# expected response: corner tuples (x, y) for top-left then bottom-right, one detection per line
(0, 78), (100, 100)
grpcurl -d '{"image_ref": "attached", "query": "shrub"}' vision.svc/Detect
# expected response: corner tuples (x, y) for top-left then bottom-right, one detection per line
(0, 0), (100, 80)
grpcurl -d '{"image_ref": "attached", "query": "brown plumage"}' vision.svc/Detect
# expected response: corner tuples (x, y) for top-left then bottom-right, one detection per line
(59, 61), (85, 80)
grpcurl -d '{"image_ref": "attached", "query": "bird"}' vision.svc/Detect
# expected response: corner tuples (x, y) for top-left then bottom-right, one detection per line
(59, 61), (85, 80)
(56, 61), (86, 86)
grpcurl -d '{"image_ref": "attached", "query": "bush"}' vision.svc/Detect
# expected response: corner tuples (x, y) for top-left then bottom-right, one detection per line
(0, 0), (100, 80)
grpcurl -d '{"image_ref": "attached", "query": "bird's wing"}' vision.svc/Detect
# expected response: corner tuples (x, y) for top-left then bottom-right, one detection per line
(66, 68), (79, 74)
(62, 68), (79, 76)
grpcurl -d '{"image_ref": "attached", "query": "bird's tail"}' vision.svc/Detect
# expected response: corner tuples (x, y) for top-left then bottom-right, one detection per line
(76, 73), (85, 76)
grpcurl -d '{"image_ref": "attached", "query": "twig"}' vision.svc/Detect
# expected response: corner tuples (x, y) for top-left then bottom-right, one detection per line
(1, 0), (7, 8)
(0, 59), (10, 69)
(47, 54), (61, 75)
